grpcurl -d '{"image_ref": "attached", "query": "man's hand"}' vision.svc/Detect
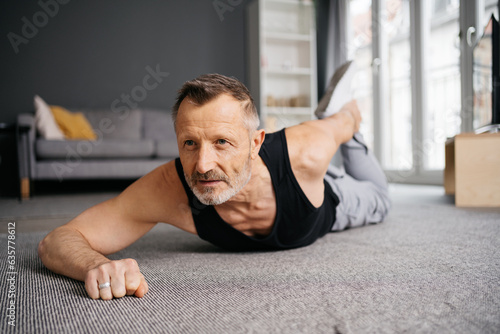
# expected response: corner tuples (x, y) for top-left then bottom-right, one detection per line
(84, 258), (149, 300)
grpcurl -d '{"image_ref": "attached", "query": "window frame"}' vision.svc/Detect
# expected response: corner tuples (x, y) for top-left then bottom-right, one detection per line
(351, 0), (494, 185)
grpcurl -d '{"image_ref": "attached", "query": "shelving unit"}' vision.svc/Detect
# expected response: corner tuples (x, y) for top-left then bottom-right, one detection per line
(247, 0), (317, 132)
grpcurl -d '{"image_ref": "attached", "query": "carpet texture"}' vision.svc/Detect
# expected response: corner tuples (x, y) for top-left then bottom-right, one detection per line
(1, 199), (500, 333)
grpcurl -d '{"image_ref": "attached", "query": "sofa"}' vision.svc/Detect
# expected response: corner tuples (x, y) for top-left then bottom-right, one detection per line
(17, 107), (178, 197)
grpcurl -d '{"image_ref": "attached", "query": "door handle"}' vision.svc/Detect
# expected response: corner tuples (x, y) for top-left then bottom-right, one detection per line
(372, 58), (382, 75)
(466, 26), (476, 47)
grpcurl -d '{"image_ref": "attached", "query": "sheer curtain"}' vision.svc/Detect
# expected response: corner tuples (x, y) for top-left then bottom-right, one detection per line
(317, 0), (349, 166)
(316, 0), (349, 98)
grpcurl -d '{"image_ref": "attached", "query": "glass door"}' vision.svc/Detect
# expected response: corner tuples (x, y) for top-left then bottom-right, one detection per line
(423, 0), (461, 170)
(348, 0), (375, 150)
(384, 0), (413, 171)
(347, 0), (494, 184)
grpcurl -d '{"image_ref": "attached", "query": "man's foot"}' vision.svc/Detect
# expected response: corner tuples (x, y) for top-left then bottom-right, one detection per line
(344, 132), (369, 154)
(315, 60), (356, 119)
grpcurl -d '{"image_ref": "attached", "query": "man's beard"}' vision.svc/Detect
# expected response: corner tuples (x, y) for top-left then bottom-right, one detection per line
(184, 156), (252, 206)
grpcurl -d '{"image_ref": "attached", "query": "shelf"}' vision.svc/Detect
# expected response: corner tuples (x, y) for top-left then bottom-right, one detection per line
(265, 107), (312, 116)
(263, 32), (312, 41)
(247, 0), (317, 133)
(264, 67), (312, 75)
(261, 0), (314, 37)
(265, 0), (313, 6)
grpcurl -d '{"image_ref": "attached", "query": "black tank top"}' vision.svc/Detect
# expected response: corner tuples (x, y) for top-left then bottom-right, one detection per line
(175, 129), (339, 251)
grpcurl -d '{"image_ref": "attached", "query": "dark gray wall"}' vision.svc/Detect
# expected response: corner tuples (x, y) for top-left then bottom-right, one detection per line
(0, 0), (251, 123)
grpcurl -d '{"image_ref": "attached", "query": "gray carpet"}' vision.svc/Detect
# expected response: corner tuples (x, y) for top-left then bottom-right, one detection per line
(1, 187), (500, 333)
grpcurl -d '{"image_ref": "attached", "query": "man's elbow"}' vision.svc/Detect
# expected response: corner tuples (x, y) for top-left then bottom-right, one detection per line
(38, 231), (52, 264)
(37, 227), (62, 264)
(37, 238), (45, 260)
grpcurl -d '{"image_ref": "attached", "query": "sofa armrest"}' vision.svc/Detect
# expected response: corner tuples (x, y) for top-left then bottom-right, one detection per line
(17, 113), (36, 180)
(18, 113), (35, 128)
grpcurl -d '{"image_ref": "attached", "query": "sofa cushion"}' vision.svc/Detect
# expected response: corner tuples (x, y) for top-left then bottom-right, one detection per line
(141, 110), (179, 157)
(34, 95), (65, 140)
(142, 109), (177, 141)
(36, 139), (155, 159)
(156, 140), (179, 158)
(83, 109), (142, 140)
(50, 105), (97, 140)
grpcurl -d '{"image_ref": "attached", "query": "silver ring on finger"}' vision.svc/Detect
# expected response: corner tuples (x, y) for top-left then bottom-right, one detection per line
(99, 282), (111, 290)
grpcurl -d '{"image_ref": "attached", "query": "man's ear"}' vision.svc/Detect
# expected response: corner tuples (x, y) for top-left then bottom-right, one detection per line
(250, 129), (266, 160)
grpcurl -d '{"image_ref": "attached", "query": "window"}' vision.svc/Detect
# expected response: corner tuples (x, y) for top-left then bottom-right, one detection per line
(349, 0), (375, 150)
(424, 0), (461, 170)
(347, 0), (496, 184)
(385, 0), (412, 170)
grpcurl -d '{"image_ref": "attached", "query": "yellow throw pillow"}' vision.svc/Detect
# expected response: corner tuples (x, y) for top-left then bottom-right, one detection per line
(50, 105), (97, 140)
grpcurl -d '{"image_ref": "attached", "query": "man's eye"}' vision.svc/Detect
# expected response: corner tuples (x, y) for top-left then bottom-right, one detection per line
(185, 140), (195, 146)
(217, 139), (227, 145)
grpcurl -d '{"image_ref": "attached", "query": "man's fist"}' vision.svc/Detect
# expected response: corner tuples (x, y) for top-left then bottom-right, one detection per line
(84, 258), (148, 300)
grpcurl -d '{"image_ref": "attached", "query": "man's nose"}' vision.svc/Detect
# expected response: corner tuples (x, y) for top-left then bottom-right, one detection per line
(195, 145), (216, 174)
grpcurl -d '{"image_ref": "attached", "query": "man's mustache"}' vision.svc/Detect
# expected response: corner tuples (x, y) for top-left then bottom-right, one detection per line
(189, 169), (229, 183)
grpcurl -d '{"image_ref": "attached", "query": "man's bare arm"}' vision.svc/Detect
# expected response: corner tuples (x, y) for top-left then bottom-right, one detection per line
(285, 100), (361, 206)
(38, 161), (192, 299)
(37, 197), (155, 299)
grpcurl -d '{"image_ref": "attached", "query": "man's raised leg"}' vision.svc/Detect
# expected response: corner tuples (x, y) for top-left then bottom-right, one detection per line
(312, 60), (391, 230)
(326, 133), (391, 231)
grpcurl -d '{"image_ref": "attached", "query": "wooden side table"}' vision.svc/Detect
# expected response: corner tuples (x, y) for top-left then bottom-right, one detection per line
(17, 123), (32, 200)
(444, 132), (500, 207)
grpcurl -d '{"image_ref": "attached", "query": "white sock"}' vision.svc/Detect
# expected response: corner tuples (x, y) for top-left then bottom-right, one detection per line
(323, 61), (357, 117)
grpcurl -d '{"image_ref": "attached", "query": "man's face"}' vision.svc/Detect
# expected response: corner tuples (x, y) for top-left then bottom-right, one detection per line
(176, 94), (255, 205)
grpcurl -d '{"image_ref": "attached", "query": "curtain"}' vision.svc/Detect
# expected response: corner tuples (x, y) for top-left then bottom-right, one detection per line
(317, 0), (349, 166)
(316, 0), (349, 98)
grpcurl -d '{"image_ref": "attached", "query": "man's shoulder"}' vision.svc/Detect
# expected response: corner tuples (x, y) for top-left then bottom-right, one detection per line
(137, 159), (181, 191)
(118, 159), (195, 232)
(157, 159), (181, 185)
(149, 160), (190, 205)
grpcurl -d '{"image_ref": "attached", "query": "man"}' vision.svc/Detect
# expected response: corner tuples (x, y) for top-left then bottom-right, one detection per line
(38, 71), (390, 301)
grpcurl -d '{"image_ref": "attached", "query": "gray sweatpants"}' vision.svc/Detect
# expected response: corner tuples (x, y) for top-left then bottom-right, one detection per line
(325, 133), (391, 231)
